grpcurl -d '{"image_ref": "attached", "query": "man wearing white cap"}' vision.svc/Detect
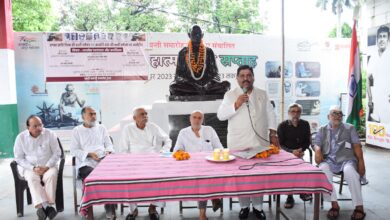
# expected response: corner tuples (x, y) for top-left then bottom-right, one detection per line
(313, 105), (366, 220)
(174, 110), (223, 220)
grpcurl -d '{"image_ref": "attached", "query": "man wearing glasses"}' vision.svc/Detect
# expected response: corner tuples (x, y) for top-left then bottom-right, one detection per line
(277, 103), (312, 209)
(14, 115), (62, 220)
(313, 105), (366, 220)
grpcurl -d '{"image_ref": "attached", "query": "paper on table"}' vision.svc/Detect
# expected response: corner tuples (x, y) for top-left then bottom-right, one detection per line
(231, 146), (269, 159)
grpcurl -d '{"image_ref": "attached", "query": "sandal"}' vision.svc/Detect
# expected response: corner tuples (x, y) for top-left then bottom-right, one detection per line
(327, 207), (340, 220)
(351, 209), (366, 220)
(284, 196), (295, 209)
(299, 193), (313, 201)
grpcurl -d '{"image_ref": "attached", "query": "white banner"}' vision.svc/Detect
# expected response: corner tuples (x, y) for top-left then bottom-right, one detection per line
(43, 32), (148, 82)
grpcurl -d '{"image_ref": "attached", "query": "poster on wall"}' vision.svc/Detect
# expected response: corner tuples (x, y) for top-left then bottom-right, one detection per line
(43, 32), (148, 82)
(366, 23), (390, 149)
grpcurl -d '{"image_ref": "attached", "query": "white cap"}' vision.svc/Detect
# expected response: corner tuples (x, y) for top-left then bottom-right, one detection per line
(328, 105), (341, 113)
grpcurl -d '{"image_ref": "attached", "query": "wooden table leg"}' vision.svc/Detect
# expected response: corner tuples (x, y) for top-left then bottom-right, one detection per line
(276, 194), (281, 220)
(313, 193), (320, 220)
(87, 206), (94, 220)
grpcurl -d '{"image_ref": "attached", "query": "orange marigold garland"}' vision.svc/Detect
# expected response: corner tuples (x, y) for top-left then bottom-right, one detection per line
(185, 40), (207, 80)
(255, 144), (280, 158)
(173, 150), (191, 161)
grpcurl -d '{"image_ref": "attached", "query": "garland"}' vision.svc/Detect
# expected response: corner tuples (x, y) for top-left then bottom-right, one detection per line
(185, 40), (207, 81)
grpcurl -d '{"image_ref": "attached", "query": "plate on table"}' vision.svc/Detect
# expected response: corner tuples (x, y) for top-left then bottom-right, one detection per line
(205, 155), (236, 162)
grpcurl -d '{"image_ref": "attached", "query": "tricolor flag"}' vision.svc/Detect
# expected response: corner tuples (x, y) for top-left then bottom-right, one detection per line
(346, 20), (363, 128)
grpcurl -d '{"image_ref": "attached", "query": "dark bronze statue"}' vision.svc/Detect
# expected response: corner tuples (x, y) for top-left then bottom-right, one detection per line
(169, 25), (230, 100)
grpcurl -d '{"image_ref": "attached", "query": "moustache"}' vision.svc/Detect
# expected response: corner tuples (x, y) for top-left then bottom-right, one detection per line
(243, 80), (250, 84)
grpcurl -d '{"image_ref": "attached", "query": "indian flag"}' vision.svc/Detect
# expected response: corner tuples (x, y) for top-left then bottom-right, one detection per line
(346, 20), (363, 128)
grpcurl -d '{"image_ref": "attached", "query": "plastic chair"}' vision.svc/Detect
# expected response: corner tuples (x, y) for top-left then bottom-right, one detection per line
(10, 138), (65, 217)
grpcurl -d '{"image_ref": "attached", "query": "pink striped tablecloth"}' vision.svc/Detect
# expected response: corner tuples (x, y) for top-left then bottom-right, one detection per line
(80, 150), (332, 214)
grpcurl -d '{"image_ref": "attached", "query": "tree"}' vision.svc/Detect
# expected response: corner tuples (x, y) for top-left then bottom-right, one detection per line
(12, 0), (59, 31)
(315, 0), (352, 38)
(58, 0), (168, 32)
(328, 22), (352, 38)
(175, 0), (264, 34)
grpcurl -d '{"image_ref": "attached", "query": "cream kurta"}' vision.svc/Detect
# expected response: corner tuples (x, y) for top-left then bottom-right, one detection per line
(120, 122), (172, 153)
(217, 87), (277, 150)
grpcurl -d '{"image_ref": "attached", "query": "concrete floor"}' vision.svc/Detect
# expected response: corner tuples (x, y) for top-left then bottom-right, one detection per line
(1, 145), (389, 220)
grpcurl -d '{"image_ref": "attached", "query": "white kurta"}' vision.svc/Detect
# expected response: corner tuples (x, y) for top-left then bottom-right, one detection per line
(217, 87), (277, 150)
(367, 49), (390, 123)
(70, 124), (114, 170)
(173, 125), (223, 152)
(119, 122), (172, 153)
(14, 129), (61, 171)
(13, 129), (61, 206)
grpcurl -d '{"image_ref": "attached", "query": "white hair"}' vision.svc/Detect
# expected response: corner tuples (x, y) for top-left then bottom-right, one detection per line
(288, 103), (303, 112)
(132, 106), (147, 116)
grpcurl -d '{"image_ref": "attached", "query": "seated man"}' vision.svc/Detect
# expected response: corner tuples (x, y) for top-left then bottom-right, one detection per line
(70, 106), (115, 218)
(314, 106), (366, 220)
(174, 110), (223, 220)
(120, 107), (172, 220)
(14, 115), (62, 220)
(277, 103), (312, 208)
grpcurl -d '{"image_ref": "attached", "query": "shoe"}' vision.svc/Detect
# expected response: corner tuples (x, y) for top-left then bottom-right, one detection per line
(104, 204), (116, 219)
(36, 207), (47, 220)
(45, 206), (57, 220)
(284, 196), (295, 209)
(253, 207), (266, 220)
(126, 208), (138, 220)
(239, 207), (250, 219)
(211, 198), (222, 212)
(148, 205), (159, 220)
(327, 207), (340, 220)
(299, 193), (313, 202)
(149, 211), (160, 220)
(351, 208), (366, 220)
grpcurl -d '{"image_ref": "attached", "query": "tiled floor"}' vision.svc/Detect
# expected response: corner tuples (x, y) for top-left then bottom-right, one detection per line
(1, 145), (389, 220)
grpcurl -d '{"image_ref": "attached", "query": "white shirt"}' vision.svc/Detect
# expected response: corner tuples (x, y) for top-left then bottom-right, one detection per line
(120, 122), (172, 153)
(70, 124), (114, 169)
(367, 48), (390, 123)
(217, 87), (277, 150)
(14, 129), (61, 171)
(173, 125), (223, 152)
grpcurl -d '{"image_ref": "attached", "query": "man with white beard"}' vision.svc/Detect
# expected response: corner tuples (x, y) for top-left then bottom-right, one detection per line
(70, 106), (115, 218)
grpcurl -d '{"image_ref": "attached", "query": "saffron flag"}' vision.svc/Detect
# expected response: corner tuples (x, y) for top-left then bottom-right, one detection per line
(346, 21), (363, 128)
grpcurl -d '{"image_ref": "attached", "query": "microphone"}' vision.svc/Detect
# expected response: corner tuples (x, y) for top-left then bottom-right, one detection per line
(242, 87), (249, 106)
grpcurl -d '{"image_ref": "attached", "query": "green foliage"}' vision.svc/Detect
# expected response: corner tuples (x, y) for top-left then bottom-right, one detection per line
(328, 22), (352, 38)
(59, 0), (168, 32)
(315, 0), (352, 15)
(12, 0), (264, 33)
(12, 0), (59, 31)
(175, 0), (264, 34)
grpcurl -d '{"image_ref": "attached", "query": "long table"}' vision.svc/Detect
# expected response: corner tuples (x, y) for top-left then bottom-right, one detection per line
(80, 151), (332, 219)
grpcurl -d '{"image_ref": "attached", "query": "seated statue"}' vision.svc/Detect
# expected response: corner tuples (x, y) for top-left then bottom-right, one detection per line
(169, 25), (230, 100)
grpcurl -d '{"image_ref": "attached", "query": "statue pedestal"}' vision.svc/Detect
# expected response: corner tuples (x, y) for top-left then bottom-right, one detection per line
(149, 99), (227, 149)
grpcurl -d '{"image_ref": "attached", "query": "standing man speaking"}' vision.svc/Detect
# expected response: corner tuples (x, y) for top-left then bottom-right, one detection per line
(217, 65), (278, 220)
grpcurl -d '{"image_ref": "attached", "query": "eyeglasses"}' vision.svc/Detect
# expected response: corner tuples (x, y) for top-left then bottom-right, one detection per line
(29, 124), (43, 129)
(331, 111), (344, 117)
